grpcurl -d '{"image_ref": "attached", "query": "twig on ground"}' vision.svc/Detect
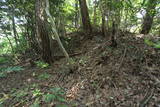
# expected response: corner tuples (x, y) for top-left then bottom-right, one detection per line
(139, 88), (154, 107)
(117, 47), (127, 71)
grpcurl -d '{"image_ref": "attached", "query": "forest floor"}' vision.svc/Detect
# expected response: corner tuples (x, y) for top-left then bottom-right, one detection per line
(0, 32), (160, 107)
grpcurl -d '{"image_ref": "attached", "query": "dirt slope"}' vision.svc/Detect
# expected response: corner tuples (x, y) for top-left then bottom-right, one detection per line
(0, 33), (160, 107)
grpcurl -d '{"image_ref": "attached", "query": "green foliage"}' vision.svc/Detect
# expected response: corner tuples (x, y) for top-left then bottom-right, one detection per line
(0, 38), (12, 54)
(0, 84), (66, 106)
(0, 66), (24, 72)
(0, 66), (24, 78)
(35, 61), (49, 68)
(91, 81), (98, 88)
(154, 42), (160, 48)
(144, 38), (155, 46)
(0, 72), (7, 78)
(144, 38), (160, 48)
(38, 73), (51, 80)
(43, 88), (66, 103)
(14, 38), (29, 53)
(30, 103), (40, 107)
(0, 57), (10, 64)
(78, 56), (89, 66)
(0, 93), (8, 107)
(0, 103), (4, 107)
(30, 98), (40, 107)
(50, 88), (65, 96)
(56, 104), (68, 107)
(0, 88), (26, 106)
(43, 93), (56, 103)
(12, 90), (28, 99)
(32, 89), (43, 97)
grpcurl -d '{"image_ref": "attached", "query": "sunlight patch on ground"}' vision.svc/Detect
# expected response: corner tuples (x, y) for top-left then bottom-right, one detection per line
(135, 34), (145, 38)
(66, 79), (86, 100)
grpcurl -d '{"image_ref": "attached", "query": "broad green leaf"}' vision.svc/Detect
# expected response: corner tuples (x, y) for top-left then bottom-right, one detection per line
(43, 94), (56, 103)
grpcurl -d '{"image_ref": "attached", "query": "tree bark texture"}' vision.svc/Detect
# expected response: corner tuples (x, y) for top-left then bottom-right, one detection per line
(79, 0), (92, 33)
(35, 0), (53, 64)
(141, 0), (157, 34)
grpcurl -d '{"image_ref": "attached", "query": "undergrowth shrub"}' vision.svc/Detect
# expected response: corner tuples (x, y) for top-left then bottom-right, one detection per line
(38, 73), (51, 80)
(0, 56), (13, 64)
(144, 38), (160, 48)
(35, 61), (49, 68)
(0, 66), (24, 78)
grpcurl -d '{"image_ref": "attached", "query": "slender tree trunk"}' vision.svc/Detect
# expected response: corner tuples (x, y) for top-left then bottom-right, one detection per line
(35, 0), (53, 64)
(93, 0), (98, 26)
(10, 7), (19, 46)
(110, 21), (117, 47)
(78, 0), (92, 34)
(141, 0), (157, 34)
(45, 0), (70, 61)
(100, 1), (107, 36)
(60, 16), (66, 37)
(75, 0), (79, 29)
(101, 12), (106, 36)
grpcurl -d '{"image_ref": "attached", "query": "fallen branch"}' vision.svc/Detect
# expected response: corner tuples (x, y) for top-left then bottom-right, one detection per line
(117, 47), (127, 71)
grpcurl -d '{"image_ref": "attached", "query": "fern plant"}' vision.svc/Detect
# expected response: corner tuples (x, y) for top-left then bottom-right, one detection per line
(0, 66), (24, 78)
(43, 88), (66, 103)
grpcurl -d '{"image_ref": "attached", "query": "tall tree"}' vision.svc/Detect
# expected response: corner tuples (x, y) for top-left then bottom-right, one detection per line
(10, 6), (19, 47)
(93, 0), (98, 26)
(100, 0), (107, 36)
(140, 0), (158, 34)
(78, 0), (92, 33)
(75, 0), (79, 29)
(35, 0), (53, 63)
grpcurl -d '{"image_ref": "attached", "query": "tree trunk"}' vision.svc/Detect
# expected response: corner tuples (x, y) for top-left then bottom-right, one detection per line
(10, 6), (19, 46)
(45, 0), (70, 61)
(75, 0), (79, 29)
(35, 0), (53, 64)
(110, 21), (117, 47)
(100, 3), (107, 36)
(93, 0), (98, 26)
(140, 0), (157, 34)
(101, 14), (106, 36)
(78, 0), (92, 33)
(25, 14), (41, 54)
(60, 16), (66, 37)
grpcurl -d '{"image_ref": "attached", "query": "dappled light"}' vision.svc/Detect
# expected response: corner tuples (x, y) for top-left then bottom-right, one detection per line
(66, 79), (86, 100)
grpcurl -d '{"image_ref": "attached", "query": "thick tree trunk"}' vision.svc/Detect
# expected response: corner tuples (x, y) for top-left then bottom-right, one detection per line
(78, 0), (92, 33)
(140, 0), (157, 34)
(35, 0), (53, 64)
(141, 15), (154, 34)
